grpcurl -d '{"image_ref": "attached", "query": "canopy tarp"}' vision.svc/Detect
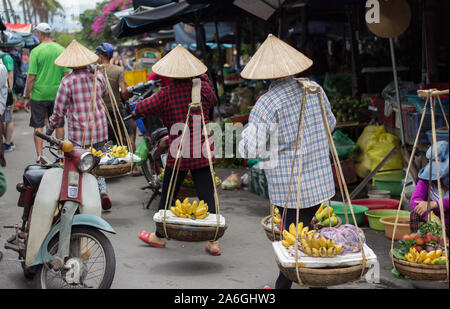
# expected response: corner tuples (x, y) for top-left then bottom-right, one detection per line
(132, 0), (173, 10)
(173, 22), (235, 45)
(112, 1), (209, 38)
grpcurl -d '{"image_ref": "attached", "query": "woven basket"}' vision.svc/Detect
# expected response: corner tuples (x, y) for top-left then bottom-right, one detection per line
(275, 256), (368, 287)
(392, 255), (449, 282)
(91, 162), (133, 178)
(261, 216), (282, 242)
(155, 221), (227, 242)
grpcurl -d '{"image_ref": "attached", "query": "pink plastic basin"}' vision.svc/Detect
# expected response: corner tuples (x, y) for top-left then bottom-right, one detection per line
(351, 199), (400, 223)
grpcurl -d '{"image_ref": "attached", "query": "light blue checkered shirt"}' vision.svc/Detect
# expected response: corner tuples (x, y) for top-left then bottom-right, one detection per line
(239, 77), (336, 209)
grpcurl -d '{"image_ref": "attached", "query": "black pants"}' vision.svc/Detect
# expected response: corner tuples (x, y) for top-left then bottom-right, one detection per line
(274, 204), (320, 289)
(155, 165), (217, 238)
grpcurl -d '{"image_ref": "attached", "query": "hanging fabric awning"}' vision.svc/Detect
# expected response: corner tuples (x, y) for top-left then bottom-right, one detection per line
(5, 23), (33, 33)
(112, 1), (209, 38)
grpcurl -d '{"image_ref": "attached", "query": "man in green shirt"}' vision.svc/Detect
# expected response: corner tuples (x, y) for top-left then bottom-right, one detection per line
(0, 46), (15, 152)
(23, 23), (70, 164)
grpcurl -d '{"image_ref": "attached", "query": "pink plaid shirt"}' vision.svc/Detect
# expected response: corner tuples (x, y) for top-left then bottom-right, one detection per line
(49, 68), (108, 146)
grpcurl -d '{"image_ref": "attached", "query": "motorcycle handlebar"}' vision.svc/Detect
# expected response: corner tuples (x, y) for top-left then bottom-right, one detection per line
(131, 79), (161, 92)
(123, 113), (138, 121)
(35, 131), (61, 146)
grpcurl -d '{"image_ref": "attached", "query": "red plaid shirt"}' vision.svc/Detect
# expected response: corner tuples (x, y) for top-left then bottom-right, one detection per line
(49, 69), (109, 146)
(135, 74), (218, 171)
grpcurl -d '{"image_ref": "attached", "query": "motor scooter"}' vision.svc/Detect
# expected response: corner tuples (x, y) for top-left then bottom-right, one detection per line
(3, 132), (116, 289)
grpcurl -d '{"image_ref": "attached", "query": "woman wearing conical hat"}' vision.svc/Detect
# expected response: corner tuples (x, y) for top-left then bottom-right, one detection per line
(134, 45), (221, 255)
(238, 34), (337, 289)
(46, 40), (113, 211)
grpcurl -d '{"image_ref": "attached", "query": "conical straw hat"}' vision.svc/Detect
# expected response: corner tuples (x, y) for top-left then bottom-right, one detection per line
(152, 44), (207, 78)
(240, 34), (313, 80)
(54, 40), (99, 68)
(366, 0), (411, 39)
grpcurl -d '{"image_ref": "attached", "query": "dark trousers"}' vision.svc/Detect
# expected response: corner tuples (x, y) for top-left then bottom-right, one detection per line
(156, 165), (217, 238)
(274, 204), (320, 289)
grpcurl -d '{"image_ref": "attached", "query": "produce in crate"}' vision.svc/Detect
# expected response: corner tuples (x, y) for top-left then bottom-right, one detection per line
(170, 198), (210, 220)
(281, 222), (344, 258)
(392, 222), (449, 263)
(310, 203), (339, 229)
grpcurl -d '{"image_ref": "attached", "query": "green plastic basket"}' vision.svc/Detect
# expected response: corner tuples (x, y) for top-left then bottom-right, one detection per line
(365, 209), (411, 231)
(330, 203), (368, 226)
(374, 171), (408, 196)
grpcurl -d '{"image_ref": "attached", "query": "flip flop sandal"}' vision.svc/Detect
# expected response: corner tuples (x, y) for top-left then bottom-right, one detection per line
(138, 231), (166, 248)
(205, 245), (221, 256)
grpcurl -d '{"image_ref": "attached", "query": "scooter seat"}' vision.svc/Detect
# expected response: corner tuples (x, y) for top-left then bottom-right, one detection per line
(151, 127), (168, 142)
(23, 165), (52, 189)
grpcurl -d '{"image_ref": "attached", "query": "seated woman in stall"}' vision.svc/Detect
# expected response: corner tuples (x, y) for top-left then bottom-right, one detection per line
(410, 141), (449, 236)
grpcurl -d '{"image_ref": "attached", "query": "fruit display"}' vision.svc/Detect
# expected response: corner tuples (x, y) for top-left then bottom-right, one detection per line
(393, 221), (449, 264)
(159, 169), (221, 186)
(310, 203), (339, 229)
(170, 198), (210, 220)
(403, 247), (447, 265)
(281, 222), (344, 258)
(88, 146), (104, 158)
(272, 207), (282, 228)
(316, 225), (366, 254)
(109, 145), (129, 158)
(331, 96), (370, 123)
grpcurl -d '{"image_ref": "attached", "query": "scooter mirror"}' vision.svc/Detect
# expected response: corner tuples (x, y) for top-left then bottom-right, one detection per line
(61, 141), (74, 153)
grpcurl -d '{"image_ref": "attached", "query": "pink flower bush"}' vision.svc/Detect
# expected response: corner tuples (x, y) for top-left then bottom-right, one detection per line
(91, 0), (133, 38)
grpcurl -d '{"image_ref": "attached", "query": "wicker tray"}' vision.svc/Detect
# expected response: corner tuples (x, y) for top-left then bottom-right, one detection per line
(91, 162), (133, 178)
(261, 216), (282, 242)
(392, 254), (449, 282)
(155, 221), (227, 242)
(275, 256), (368, 287)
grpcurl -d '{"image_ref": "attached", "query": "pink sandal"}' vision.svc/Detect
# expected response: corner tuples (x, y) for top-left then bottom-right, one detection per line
(138, 231), (166, 248)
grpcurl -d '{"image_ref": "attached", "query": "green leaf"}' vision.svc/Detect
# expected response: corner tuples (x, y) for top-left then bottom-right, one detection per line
(393, 248), (406, 260)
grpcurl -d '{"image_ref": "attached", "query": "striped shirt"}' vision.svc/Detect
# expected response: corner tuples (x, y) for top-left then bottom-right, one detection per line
(48, 68), (108, 146)
(239, 77), (336, 209)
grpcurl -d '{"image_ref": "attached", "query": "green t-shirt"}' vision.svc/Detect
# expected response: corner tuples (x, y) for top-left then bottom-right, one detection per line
(28, 42), (71, 101)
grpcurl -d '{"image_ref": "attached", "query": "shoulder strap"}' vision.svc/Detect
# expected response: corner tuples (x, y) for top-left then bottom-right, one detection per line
(191, 78), (202, 105)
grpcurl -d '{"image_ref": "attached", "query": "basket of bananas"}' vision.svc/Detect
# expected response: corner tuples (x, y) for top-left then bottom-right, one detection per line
(274, 222), (371, 287)
(261, 207), (283, 242)
(154, 198), (227, 242)
(90, 145), (134, 178)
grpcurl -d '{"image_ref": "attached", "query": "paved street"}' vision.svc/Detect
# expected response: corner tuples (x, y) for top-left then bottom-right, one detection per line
(0, 111), (448, 289)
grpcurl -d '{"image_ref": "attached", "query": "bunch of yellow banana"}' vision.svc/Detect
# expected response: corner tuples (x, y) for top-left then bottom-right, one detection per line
(272, 208), (282, 226)
(170, 198), (210, 220)
(87, 147), (103, 157)
(300, 234), (344, 258)
(110, 145), (129, 158)
(404, 247), (447, 265)
(281, 222), (312, 247)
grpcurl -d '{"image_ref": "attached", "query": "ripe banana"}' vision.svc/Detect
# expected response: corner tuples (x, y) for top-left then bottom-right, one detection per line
(327, 247), (336, 257)
(283, 230), (296, 246)
(195, 211), (210, 220)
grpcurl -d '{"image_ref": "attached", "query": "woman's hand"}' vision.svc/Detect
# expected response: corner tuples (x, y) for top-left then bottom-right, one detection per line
(414, 200), (437, 216)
